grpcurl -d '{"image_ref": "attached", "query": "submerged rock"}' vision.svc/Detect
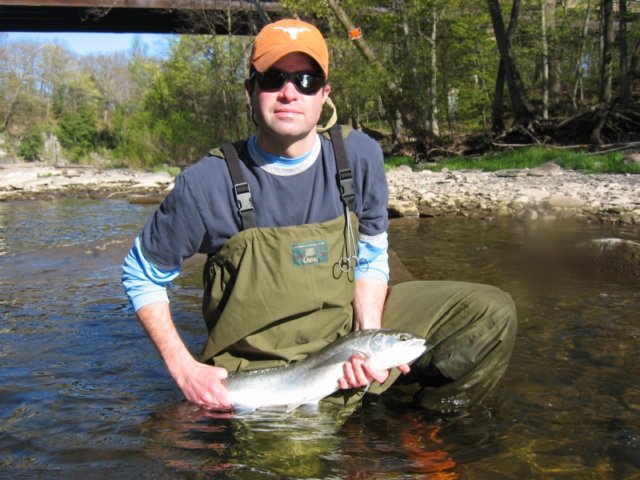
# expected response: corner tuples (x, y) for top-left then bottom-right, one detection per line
(574, 238), (640, 279)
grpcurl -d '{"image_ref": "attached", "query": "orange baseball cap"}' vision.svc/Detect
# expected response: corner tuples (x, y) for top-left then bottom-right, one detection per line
(251, 19), (329, 79)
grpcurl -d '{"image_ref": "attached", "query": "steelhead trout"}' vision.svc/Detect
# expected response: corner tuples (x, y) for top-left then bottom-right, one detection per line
(223, 329), (428, 412)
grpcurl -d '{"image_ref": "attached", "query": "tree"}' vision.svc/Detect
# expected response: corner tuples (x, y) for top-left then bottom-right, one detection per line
(618, 0), (632, 104)
(18, 129), (44, 161)
(39, 43), (75, 124)
(541, 0), (550, 119)
(127, 34), (250, 166)
(599, 0), (614, 103)
(56, 105), (98, 161)
(490, 0), (522, 132)
(571, 0), (593, 109)
(53, 73), (101, 161)
(0, 40), (43, 134)
(487, 0), (536, 129)
(83, 52), (136, 129)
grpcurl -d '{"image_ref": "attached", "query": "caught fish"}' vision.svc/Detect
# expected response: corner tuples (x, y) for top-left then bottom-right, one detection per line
(223, 329), (428, 412)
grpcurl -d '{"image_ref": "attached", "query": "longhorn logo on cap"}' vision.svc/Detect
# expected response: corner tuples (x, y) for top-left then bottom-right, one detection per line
(273, 26), (311, 40)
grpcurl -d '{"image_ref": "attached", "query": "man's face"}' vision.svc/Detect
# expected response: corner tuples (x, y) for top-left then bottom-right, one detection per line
(248, 52), (331, 150)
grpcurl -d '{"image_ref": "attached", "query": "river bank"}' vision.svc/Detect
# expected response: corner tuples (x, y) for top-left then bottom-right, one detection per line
(0, 163), (173, 204)
(1, 161), (638, 224)
(387, 162), (640, 225)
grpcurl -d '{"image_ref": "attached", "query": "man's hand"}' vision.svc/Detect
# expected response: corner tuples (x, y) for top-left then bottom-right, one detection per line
(173, 358), (232, 410)
(338, 354), (410, 390)
(342, 277), (409, 389)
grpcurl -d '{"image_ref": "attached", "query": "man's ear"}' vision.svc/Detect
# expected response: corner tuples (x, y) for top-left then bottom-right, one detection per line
(323, 83), (331, 100)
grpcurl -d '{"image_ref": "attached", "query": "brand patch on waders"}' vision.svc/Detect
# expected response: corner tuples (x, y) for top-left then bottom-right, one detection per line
(291, 240), (329, 267)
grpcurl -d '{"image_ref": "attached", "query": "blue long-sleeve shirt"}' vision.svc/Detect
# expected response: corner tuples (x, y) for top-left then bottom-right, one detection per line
(123, 130), (390, 311)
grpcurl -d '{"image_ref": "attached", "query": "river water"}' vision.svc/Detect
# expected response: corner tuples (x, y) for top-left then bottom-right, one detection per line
(1, 199), (638, 479)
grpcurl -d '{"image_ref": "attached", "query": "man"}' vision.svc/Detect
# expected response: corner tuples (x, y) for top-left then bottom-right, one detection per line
(123, 18), (517, 413)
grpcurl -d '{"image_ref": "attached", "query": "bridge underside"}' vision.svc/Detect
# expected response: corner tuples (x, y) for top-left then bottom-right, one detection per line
(0, 1), (285, 34)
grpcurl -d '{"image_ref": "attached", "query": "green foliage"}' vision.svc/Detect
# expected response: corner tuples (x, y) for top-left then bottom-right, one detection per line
(1, 2), (638, 169)
(18, 130), (44, 161)
(331, 43), (386, 126)
(122, 35), (251, 167)
(56, 106), (98, 162)
(390, 147), (638, 174)
(384, 156), (415, 172)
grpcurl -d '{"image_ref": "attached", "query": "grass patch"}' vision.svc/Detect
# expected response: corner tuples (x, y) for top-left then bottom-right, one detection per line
(384, 156), (416, 171)
(385, 147), (639, 174)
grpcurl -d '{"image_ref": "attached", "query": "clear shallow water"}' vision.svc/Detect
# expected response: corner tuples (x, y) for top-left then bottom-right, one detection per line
(0, 199), (638, 479)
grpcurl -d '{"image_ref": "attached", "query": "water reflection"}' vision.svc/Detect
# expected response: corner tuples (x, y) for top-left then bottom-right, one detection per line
(144, 403), (351, 478)
(0, 200), (638, 478)
(142, 400), (460, 479)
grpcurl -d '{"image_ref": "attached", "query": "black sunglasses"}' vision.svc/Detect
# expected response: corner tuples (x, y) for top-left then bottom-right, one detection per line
(251, 69), (325, 95)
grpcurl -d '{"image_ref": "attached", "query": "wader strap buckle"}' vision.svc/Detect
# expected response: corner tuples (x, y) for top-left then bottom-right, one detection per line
(337, 168), (355, 204)
(221, 142), (256, 230)
(233, 182), (253, 214)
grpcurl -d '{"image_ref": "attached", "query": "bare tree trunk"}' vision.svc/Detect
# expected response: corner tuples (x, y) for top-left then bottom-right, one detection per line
(489, 0), (532, 131)
(571, 0), (592, 109)
(491, 60), (506, 132)
(429, 4), (440, 136)
(491, 1), (517, 133)
(546, 0), (562, 104)
(395, 0), (414, 140)
(599, 0), (614, 103)
(541, 0), (550, 119)
(630, 38), (640, 82)
(619, 0), (632, 104)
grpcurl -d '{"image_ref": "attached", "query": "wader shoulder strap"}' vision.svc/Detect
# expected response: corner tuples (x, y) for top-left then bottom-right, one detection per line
(220, 141), (256, 230)
(328, 125), (355, 210)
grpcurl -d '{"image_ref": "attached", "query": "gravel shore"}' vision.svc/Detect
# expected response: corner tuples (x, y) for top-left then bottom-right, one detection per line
(1, 162), (638, 224)
(0, 163), (174, 204)
(387, 162), (639, 225)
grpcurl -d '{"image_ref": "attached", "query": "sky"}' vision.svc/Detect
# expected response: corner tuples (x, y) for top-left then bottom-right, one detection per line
(6, 32), (172, 56)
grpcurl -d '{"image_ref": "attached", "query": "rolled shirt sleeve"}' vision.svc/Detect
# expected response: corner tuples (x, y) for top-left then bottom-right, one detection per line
(122, 237), (181, 312)
(355, 232), (390, 283)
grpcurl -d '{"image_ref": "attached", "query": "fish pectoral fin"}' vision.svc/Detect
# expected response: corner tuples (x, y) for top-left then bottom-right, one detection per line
(286, 400), (320, 413)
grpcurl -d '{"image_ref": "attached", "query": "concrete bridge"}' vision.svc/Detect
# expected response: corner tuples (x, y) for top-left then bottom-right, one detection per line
(0, 0), (285, 34)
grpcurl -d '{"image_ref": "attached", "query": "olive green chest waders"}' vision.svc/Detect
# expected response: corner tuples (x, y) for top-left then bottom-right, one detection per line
(200, 126), (359, 373)
(201, 215), (358, 372)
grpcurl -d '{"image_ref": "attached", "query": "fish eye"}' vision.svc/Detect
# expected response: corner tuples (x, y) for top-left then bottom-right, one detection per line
(398, 333), (411, 341)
